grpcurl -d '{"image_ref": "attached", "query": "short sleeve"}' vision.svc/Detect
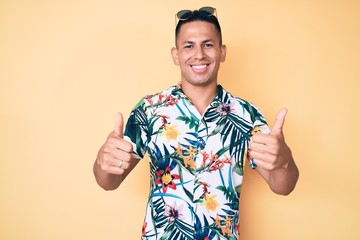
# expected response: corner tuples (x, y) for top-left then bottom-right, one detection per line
(124, 99), (149, 159)
(251, 106), (270, 135)
(247, 105), (270, 169)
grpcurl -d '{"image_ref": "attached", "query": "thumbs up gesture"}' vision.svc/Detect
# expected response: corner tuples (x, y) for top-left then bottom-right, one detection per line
(114, 112), (125, 137)
(249, 108), (293, 171)
(94, 113), (135, 190)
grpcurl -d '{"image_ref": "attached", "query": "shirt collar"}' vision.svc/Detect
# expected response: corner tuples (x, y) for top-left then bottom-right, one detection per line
(174, 82), (224, 103)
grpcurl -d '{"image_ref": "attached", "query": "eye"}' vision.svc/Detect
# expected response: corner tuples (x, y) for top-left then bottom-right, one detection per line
(204, 43), (213, 48)
(184, 44), (193, 49)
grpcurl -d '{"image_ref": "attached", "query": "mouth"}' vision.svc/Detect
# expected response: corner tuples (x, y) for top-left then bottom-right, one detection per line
(191, 64), (209, 73)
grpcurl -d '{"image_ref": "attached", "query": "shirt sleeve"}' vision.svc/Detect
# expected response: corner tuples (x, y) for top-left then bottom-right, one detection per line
(248, 105), (270, 169)
(251, 105), (270, 135)
(124, 99), (149, 159)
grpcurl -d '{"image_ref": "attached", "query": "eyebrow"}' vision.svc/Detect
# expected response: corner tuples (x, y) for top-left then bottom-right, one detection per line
(181, 39), (213, 45)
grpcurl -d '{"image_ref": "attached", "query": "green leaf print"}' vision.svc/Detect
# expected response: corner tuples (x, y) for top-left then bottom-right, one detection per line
(176, 115), (199, 130)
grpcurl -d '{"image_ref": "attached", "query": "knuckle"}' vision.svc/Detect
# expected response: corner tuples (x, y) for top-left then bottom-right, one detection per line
(100, 164), (109, 172)
(120, 140), (133, 152)
(107, 135), (120, 144)
(102, 154), (110, 162)
(119, 169), (126, 175)
(124, 153), (133, 162)
(106, 134), (115, 142)
(127, 144), (134, 152)
(102, 146), (110, 153)
(122, 164), (129, 170)
(106, 138), (116, 145)
(103, 141), (115, 150)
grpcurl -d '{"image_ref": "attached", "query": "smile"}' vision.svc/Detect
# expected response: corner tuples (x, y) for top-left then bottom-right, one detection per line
(191, 64), (209, 73)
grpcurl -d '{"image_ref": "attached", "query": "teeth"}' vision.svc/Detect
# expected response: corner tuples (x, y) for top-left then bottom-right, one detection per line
(192, 65), (207, 70)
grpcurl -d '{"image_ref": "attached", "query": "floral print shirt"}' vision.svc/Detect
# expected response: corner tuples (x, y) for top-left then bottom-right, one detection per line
(124, 84), (269, 240)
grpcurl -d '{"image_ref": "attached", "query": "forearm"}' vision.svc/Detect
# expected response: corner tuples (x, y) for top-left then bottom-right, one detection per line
(266, 157), (299, 195)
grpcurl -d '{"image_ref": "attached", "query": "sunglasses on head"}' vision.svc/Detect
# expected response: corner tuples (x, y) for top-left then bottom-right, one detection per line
(175, 6), (217, 25)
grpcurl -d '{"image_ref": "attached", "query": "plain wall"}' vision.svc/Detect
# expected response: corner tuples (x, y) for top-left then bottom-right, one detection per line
(1, 0), (359, 239)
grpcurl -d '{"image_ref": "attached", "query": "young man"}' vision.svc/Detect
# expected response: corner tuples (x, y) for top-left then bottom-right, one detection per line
(93, 7), (299, 239)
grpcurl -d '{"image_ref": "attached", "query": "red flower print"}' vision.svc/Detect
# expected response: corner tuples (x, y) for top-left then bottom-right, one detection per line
(158, 114), (170, 129)
(165, 95), (178, 106)
(155, 166), (180, 193)
(144, 96), (154, 105)
(209, 156), (231, 172)
(142, 221), (147, 236)
(200, 151), (231, 172)
(199, 181), (210, 195)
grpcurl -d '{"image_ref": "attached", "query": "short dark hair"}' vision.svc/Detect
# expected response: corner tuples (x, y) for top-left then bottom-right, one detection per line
(175, 10), (222, 46)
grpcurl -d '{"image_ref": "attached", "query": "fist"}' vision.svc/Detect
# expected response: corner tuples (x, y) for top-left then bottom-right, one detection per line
(96, 112), (134, 175)
(249, 108), (292, 170)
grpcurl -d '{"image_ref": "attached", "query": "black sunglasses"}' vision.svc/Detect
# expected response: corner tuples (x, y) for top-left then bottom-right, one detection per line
(175, 6), (217, 25)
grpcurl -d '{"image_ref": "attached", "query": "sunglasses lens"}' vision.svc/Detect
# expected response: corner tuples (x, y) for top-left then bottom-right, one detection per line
(176, 6), (216, 25)
(177, 10), (192, 20)
(199, 7), (215, 16)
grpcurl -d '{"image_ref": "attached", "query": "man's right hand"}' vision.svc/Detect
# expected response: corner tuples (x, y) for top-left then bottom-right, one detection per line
(94, 113), (136, 190)
(96, 112), (134, 175)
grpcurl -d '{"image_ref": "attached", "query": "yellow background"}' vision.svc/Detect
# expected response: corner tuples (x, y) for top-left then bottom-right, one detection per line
(1, 0), (359, 239)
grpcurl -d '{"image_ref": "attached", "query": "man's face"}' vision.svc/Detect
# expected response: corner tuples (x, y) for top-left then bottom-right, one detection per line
(171, 21), (226, 87)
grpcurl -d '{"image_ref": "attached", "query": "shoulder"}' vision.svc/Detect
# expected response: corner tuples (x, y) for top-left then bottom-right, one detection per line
(217, 85), (258, 109)
(140, 85), (178, 107)
(218, 85), (267, 123)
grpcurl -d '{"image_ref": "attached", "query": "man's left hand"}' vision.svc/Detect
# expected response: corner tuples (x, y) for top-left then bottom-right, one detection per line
(249, 108), (293, 171)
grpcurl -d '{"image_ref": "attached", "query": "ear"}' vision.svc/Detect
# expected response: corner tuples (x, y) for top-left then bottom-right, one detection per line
(171, 47), (180, 66)
(220, 44), (227, 62)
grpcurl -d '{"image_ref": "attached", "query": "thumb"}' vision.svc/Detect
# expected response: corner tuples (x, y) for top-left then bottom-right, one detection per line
(271, 108), (288, 134)
(114, 112), (124, 138)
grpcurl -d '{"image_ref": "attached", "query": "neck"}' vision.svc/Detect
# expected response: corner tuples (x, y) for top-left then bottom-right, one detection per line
(181, 81), (218, 115)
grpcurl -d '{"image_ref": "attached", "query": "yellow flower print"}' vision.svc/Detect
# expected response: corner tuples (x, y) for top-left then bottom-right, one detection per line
(161, 124), (181, 141)
(251, 126), (262, 135)
(225, 215), (233, 227)
(251, 125), (269, 135)
(176, 143), (183, 157)
(188, 145), (197, 157)
(183, 156), (196, 169)
(215, 214), (221, 227)
(221, 225), (232, 236)
(161, 173), (173, 185)
(200, 193), (219, 212)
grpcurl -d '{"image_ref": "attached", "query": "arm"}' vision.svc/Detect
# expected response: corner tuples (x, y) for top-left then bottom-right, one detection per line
(93, 112), (140, 190)
(249, 108), (299, 195)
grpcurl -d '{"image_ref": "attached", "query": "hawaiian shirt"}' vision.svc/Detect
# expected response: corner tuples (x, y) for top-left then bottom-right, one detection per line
(124, 84), (269, 240)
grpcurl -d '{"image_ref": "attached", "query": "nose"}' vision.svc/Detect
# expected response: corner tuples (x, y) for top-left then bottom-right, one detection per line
(194, 46), (205, 60)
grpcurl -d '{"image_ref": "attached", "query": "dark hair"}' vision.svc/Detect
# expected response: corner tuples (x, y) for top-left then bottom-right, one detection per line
(175, 10), (222, 46)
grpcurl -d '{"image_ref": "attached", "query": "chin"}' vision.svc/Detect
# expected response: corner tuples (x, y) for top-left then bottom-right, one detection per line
(187, 79), (216, 87)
